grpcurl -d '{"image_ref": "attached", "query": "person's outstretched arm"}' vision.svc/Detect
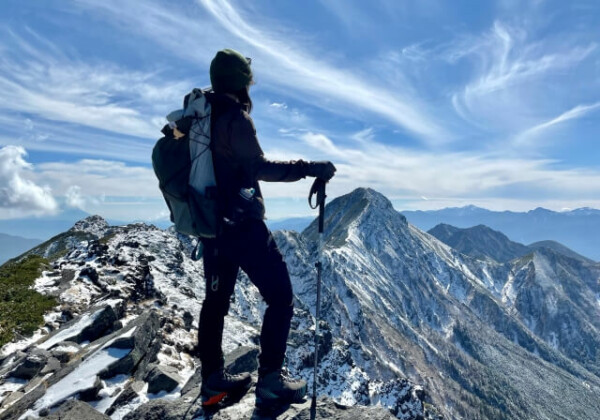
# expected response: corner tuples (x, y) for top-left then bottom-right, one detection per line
(230, 112), (336, 182)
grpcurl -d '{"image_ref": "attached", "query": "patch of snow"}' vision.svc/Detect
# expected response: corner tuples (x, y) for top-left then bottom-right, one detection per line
(0, 329), (46, 357)
(502, 272), (517, 306)
(61, 282), (101, 306)
(19, 345), (132, 419)
(38, 308), (103, 350)
(0, 378), (27, 405)
(33, 271), (60, 294)
(120, 314), (138, 327)
(51, 344), (80, 354)
(90, 374), (129, 414)
(109, 382), (148, 420)
(549, 332), (559, 350)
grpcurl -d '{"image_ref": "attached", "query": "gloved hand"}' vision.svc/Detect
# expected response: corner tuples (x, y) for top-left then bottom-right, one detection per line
(306, 161), (336, 181)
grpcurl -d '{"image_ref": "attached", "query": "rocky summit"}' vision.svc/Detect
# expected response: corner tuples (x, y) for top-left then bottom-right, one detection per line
(1, 187), (599, 419)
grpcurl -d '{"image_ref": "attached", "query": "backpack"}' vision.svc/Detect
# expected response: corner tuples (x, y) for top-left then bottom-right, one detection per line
(152, 88), (218, 238)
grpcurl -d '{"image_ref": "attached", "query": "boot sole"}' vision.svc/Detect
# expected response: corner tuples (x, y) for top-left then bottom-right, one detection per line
(201, 380), (253, 407)
(202, 391), (228, 406)
(255, 389), (307, 410)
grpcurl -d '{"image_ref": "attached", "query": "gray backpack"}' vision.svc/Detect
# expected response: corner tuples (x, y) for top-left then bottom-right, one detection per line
(152, 89), (218, 238)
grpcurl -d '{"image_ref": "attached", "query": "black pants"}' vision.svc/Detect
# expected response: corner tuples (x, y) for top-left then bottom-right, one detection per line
(198, 218), (294, 377)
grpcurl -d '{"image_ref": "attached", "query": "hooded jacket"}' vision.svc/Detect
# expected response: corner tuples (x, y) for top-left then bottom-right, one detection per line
(206, 92), (308, 223)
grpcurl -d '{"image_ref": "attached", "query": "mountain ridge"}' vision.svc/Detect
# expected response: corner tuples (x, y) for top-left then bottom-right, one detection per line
(402, 205), (600, 260)
(1, 188), (600, 419)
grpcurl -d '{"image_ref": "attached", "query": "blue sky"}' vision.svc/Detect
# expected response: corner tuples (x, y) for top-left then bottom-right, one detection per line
(0, 0), (599, 223)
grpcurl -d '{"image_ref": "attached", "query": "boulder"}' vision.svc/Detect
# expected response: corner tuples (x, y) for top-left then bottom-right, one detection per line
(145, 364), (182, 394)
(40, 357), (61, 375)
(105, 380), (145, 416)
(78, 305), (118, 343)
(122, 398), (191, 420)
(98, 310), (160, 379)
(39, 304), (119, 350)
(50, 342), (81, 363)
(79, 377), (103, 402)
(45, 400), (110, 420)
(0, 391), (24, 408)
(224, 346), (259, 375)
(9, 354), (46, 380)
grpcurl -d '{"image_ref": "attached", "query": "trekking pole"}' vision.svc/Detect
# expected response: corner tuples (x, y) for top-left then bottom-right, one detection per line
(308, 178), (327, 420)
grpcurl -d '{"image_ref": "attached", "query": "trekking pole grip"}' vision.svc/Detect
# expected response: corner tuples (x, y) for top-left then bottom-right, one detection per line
(309, 178), (327, 234)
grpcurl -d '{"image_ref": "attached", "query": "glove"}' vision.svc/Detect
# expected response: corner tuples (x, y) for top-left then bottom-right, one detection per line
(306, 161), (336, 181)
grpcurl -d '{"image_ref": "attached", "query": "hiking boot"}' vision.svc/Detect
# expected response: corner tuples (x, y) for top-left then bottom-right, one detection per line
(201, 368), (252, 406)
(255, 369), (307, 408)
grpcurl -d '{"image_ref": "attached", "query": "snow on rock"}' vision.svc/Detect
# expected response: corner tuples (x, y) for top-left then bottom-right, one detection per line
(38, 308), (103, 350)
(19, 346), (131, 419)
(69, 215), (110, 238)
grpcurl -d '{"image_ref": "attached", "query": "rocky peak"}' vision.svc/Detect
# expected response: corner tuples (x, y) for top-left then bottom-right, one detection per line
(69, 216), (110, 238)
(303, 187), (407, 247)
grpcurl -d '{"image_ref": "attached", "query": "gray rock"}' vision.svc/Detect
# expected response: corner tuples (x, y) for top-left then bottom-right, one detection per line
(133, 337), (161, 381)
(105, 380), (145, 416)
(225, 346), (259, 375)
(0, 391), (24, 408)
(79, 376), (103, 402)
(291, 398), (397, 419)
(0, 379), (45, 420)
(39, 304), (118, 349)
(122, 398), (190, 420)
(78, 304), (118, 343)
(0, 310), (158, 420)
(98, 310), (160, 379)
(9, 354), (46, 380)
(145, 364), (182, 394)
(50, 341), (81, 363)
(45, 400), (110, 420)
(40, 357), (61, 374)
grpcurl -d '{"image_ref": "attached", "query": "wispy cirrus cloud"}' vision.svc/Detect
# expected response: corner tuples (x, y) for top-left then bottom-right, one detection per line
(450, 21), (597, 133)
(514, 101), (600, 147)
(70, 0), (449, 144)
(199, 0), (448, 143)
(0, 29), (189, 140)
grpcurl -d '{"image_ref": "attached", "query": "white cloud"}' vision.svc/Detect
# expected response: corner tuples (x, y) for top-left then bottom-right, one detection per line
(514, 101), (600, 146)
(262, 130), (600, 213)
(0, 146), (58, 217)
(65, 185), (86, 210)
(270, 102), (288, 109)
(35, 160), (160, 199)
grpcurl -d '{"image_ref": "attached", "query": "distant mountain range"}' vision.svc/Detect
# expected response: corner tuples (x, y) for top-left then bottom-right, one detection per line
(0, 209), (91, 241)
(402, 205), (600, 261)
(266, 216), (313, 232)
(428, 223), (594, 264)
(0, 233), (42, 265)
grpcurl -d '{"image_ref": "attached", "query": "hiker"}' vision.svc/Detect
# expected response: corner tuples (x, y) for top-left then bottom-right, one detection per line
(197, 49), (336, 409)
